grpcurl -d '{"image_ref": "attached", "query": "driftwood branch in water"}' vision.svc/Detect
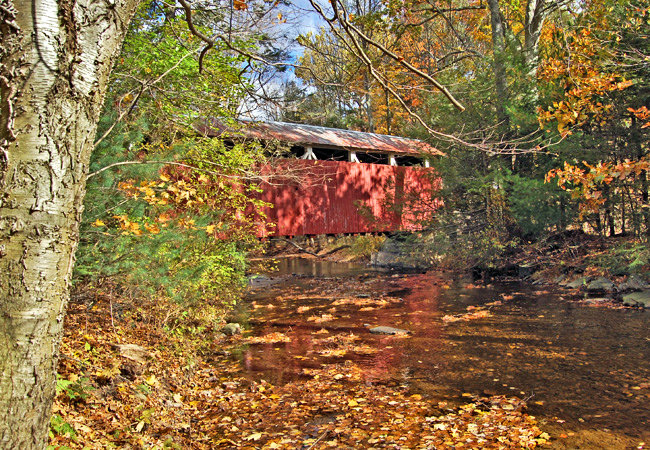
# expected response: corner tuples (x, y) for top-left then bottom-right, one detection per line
(270, 239), (351, 258)
(270, 238), (319, 257)
(320, 245), (351, 256)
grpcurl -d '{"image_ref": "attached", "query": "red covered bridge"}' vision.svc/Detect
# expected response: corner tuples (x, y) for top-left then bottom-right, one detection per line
(203, 120), (443, 237)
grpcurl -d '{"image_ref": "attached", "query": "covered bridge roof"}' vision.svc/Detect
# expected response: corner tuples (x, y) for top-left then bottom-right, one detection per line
(201, 119), (443, 157)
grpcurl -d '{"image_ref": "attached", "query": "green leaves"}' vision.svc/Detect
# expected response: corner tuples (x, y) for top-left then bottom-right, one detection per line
(56, 375), (94, 402)
(49, 414), (76, 443)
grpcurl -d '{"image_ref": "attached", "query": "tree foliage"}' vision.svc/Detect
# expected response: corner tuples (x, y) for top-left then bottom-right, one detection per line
(76, 0), (272, 311)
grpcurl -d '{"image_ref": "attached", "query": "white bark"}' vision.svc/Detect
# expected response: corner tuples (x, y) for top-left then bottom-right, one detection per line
(486, 0), (510, 126)
(0, 0), (138, 447)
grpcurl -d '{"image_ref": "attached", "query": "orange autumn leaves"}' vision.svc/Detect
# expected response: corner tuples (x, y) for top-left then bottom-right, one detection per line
(538, 2), (648, 220)
(546, 158), (650, 217)
(200, 362), (551, 449)
(538, 27), (634, 136)
(442, 305), (493, 323)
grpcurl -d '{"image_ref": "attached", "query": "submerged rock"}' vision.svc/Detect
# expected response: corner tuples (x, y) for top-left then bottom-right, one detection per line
(619, 275), (650, 292)
(622, 290), (650, 308)
(586, 277), (616, 293)
(221, 323), (242, 335)
(369, 326), (410, 335)
(566, 277), (591, 289)
(247, 274), (277, 289)
(584, 297), (612, 305)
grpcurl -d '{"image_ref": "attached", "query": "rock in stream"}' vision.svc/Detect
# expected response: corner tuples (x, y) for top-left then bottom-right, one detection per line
(369, 326), (410, 335)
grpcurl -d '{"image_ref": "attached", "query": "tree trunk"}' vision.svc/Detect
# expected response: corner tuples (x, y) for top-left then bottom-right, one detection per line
(486, 0), (510, 128)
(523, 0), (550, 102)
(642, 170), (650, 235)
(0, 0), (138, 447)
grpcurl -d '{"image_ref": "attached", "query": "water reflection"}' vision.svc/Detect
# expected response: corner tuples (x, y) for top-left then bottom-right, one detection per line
(243, 258), (650, 446)
(269, 256), (375, 277)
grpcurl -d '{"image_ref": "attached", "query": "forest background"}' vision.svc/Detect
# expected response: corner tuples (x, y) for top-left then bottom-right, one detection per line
(81, 0), (650, 310)
(9, 0), (647, 446)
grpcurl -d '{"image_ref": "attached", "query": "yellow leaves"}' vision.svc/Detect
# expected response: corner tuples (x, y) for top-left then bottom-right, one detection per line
(110, 215), (161, 236)
(121, 92), (134, 104)
(307, 313), (335, 323)
(177, 218), (196, 230)
(442, 307), (492, 324)
(113, 215), (142, 235)
(91, 219), (105, 227)
(144, 374), (158, 386)
(320, 348), (348, 357)
(120, 172), (217, 212)
(143, 223), (160, 234)
(156, 214), (171, 224)
(233, 0), (247, 10)
(538, 20), (636, 132)
(244, 332), (292, 344)
(244, 432), (262, 441)
(95, 363), (121, 380)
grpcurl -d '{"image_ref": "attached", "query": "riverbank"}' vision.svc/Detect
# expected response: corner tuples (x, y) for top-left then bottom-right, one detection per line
(482, 231), (650, 309)
(264, 231), (650, 309)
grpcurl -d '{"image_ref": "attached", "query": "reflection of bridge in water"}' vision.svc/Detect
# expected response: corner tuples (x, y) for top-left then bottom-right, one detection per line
(204, 120), (444, 236)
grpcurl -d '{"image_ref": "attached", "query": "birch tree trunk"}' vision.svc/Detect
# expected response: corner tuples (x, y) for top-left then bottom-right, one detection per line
(0, 0), (138, 447)
(486, 0), (510, 127)
(486, 0), (556, 124)
(523, 0), (552, 103)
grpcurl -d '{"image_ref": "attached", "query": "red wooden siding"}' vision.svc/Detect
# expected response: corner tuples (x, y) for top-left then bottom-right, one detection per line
(252, 160), (442, 237)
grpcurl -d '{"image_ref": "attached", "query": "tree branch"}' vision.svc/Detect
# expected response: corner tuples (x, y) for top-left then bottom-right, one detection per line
(177, 0), (213, 73)
(330, 0), (466, 111)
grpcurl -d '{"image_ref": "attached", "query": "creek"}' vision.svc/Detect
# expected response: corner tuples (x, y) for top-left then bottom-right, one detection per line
(241, 257), (649, 448)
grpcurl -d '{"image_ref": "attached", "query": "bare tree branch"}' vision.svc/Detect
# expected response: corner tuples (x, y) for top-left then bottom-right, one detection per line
(177, 0), (214, 73)
(326, 0), (466, 111)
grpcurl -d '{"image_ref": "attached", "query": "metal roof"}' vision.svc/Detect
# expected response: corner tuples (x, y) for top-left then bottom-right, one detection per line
(201, 119), (444, 157)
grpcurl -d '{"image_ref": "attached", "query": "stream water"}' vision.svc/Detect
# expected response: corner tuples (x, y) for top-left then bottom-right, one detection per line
(242, 258), (650, 448)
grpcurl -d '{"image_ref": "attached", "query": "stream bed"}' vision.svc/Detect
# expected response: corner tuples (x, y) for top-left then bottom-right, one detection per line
(241, 258), (649, 448)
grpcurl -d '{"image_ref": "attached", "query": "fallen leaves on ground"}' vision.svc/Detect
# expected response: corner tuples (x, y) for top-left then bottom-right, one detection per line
(443, 306), (493, 324)
(192, 362), (550, 449)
